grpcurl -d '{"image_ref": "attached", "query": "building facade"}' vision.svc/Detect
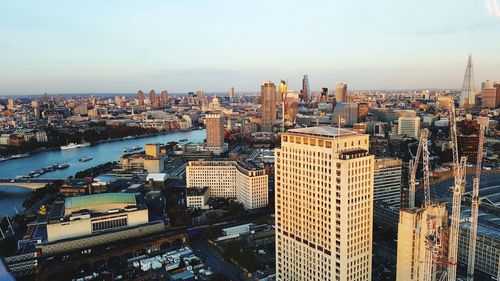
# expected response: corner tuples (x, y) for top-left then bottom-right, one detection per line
(275, 126), (374, 281)
(374, 158), (402, 207)
(186, 160), (268, 210)
(397, 117), (420, 138)
(261, 81), (277, 131)
(205, 112), (225, 150)
(335, 83), (348, 103)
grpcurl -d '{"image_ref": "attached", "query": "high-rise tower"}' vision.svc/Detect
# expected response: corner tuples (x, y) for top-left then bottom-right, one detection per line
(260, 81), (277, 131)
(275, 126), (374, 281)
(301, 75), (310, 102)
(149, 90), (157, 106)
(229, 86), (235, 101)
(335, 83), (348, 103)
(137, 90), (145, 107)
(459, 54), (476, 109)
(161, 90), (168, 105)
(278, 80), (287, 103)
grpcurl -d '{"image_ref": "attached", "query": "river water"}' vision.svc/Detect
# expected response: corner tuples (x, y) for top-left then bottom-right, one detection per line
(0, 129), (206, 217)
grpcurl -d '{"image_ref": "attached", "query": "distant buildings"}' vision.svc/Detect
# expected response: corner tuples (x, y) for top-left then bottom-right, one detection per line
(335, 82), (348, 103)
(149, 90), (158, 106)
(397, 116), (420, 138)
(278, 80), (287, 103)
(186, 160), (268, 210)
(283, 91), (299, 124)
(229, 86), (235, 101)
(260, 81), (277, 131)
(333, 102), (358, 126)
(275, 126), (374, 280)
(396, 203), (448, 281)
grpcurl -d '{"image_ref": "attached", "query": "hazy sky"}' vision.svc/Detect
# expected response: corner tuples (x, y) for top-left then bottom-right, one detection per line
(1, 0), (500, 94)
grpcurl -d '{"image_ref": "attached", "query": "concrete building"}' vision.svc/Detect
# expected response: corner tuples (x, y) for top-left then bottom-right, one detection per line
(335, 82), (348, 102)
(149, 90), (158, 106)
(436, 95), (454, 109)
(186, 160), (268, 210)
(275, 126), (374, 281)
(397, 117), (420, 138)
(374, 158), (402, 207)
(145, 143), (161, 158)
(46, 193), (149, 242)
(229, 86), (235, 101)
(161, 90), (169, 105)
(301, 75), (310, 102)
(205, 112), (225, 153)
(284, 91), (299, 124)
(186, 187), (210, 210)
(396, 203), (448, 281)
(261, 81), (277, 131)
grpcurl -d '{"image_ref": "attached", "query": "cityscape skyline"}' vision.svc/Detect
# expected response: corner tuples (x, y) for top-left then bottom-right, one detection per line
(1, 1), (500, 94)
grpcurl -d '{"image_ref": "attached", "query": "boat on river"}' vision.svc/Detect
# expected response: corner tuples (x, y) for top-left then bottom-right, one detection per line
(61, 142), (90, 150)
(79, 156), (93, 162)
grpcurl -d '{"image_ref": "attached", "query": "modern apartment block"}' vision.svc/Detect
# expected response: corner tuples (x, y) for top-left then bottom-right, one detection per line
(396, 203), (448, 281)
(374, 158), (402, 207)
(275, 126), (374, 281)
(186, 160), (268, 210)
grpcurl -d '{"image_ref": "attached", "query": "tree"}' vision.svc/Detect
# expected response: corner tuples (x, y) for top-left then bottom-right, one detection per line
(226, 201), (245, 218)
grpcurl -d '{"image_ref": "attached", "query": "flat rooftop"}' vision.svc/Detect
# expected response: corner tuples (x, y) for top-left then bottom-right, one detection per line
(65, 192), (136, 210)
(287, 126), (359, 138)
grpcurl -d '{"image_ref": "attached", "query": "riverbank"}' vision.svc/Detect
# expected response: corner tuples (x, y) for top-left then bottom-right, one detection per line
(0, 126), (203, 161)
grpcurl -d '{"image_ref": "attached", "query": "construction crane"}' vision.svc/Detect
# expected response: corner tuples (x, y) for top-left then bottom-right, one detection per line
(466, 116), (489, 281)
(409, 128), (429, 208)
(448, 103), (468, 281)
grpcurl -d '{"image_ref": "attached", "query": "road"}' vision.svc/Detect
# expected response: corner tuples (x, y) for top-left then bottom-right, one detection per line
(191, 237), (246, 281)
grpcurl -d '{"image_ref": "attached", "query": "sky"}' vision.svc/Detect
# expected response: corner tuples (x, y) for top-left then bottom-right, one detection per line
(1, 0), (500, 95)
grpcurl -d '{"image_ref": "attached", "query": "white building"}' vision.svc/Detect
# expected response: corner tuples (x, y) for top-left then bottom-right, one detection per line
(275, 126), (374, 281)
(186, 160), (268, 210)
(46, 193), (149, 242)
(398, 116), (420, 138)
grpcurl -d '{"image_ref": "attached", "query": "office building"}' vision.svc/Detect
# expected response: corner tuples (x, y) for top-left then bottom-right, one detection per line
(374, 158), (402, 207)
(260, 81), (277, 131)
(137, 90), (145, 106)
(335, 83), (348, 103)
(481, 83), (500, 108)
(284, 91), (299, 124)
(301, 75), (309, 102)
(333, 102), (358, 126)
(396, 203), (448, 281)
(161, 90), (169, 105)
(229, 86), (235, 101)
(275, 126), (374, 281)
(186, 160), (268, 210)
(46, 193), (149, 242)
(145, 143), (161, 158)
(397, 117), (420, 138)
(459, 54), (476, 109)
(205, 111), (225, 153)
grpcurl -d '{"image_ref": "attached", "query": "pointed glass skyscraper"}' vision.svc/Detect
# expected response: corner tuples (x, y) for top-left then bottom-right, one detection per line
(459, 54), (476, 109)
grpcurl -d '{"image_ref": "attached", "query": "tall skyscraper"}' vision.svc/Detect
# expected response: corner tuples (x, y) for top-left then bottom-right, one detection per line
(335, 83), (348, 103)
(205, 111), (225, 150)
(149, 90), (157, 106)
(275, 126), (374, 281)
(300, 75), (310, 102)
(278, 80), (287, 103)
(396, 203), (449, 281)
(229, 86), (235, 101)
(284, 91), (299, 124)
(260, 81), (277, 131)
(161, 90), (168, 105)
(459, 54), (476, 109)
(481, 82), (500, 108)
(137, 90), (145, 107)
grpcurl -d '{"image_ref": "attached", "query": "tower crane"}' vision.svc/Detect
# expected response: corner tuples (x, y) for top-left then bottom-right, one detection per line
(409, 128), (429, 208)
(466, 116), (489, 281)
(448, 103), (468, 281)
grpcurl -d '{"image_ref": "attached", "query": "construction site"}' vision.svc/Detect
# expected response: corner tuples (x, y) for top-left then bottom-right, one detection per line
(395, 102), (494, 281)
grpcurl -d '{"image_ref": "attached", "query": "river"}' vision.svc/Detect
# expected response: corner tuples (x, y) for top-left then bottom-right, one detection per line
(0, 129), (206, 217)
